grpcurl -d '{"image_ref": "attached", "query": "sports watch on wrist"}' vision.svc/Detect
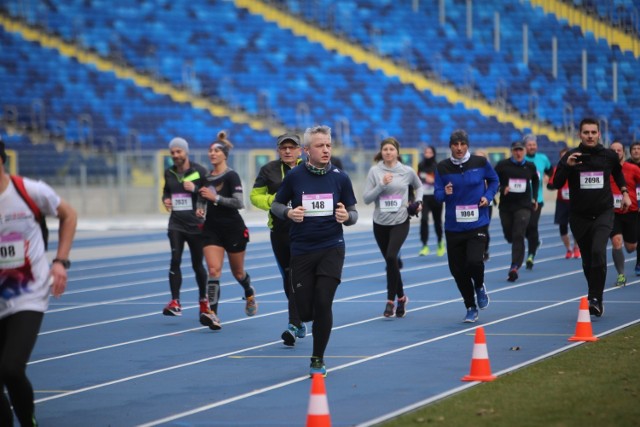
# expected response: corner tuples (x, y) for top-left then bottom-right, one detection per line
(53, 258), (71, 269)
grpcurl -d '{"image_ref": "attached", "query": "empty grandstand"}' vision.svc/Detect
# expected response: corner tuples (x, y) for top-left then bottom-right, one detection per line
(1, 0), (638, 214)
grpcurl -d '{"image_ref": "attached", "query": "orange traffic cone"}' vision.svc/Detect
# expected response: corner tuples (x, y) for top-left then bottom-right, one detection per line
(306, 373), (331, 427)
(568, 297), (599, 342)
(462, 327), (497, 382)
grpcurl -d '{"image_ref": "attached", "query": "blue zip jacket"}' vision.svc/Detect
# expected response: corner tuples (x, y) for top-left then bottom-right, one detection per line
(434, 154), (499, 232)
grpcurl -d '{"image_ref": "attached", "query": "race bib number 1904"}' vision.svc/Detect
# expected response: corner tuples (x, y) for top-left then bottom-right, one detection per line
(455, 205), (479, 222)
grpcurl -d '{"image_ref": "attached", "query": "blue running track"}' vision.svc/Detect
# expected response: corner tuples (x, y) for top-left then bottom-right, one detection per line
(29, 214), (640, 426)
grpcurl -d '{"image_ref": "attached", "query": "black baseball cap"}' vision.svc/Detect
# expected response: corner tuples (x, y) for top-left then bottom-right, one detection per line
(277, 133), (301, 146)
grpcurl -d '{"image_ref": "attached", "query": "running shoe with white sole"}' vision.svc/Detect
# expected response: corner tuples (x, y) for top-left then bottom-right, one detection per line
(200, 309), (222, 330)
(463, 307), (479, 323)
(396, 296), (408, 318)
(163, 299), (182, 316)
(281, 324), (299, 347)
(383, 301), (395, 318)
(588, 298), (603, 317)
(476, 285), (489, 310)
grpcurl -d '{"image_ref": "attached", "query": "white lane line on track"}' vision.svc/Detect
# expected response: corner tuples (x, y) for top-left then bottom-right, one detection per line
(133, 294), (640, 427)
(34, 273), (638, 401)
(358, 317), (640, 427)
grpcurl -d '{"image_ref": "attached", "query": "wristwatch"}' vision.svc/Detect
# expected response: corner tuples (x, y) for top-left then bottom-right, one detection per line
(53, 258), (71, 269)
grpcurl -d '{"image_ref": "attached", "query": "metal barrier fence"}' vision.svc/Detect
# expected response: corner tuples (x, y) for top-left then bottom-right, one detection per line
(11, 146), (520, 217)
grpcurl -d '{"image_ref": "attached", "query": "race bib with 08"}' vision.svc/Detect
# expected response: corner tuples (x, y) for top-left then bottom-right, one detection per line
(302, 193), (334, 217)
(455, 205), (479, 222)
(0, 232), (26, 270)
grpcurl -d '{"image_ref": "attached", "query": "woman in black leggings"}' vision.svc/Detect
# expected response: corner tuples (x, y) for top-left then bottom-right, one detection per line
(363, 137), (423, 317)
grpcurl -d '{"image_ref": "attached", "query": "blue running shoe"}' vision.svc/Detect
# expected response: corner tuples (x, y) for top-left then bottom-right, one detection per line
(635, 264), (640, 276)
(296, 322), (307, 339)
(309, 357), (327, 378)
(281, 324), (298, 346)
(463, 307), (479, 323)
(476, 285), (489, 310)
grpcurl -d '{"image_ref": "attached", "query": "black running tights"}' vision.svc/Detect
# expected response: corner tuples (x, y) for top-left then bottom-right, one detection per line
(420, 195), (443, 245)
(270, 230), (301, 325)
(570, 210), (613, 301)
(0, 310), (44, 427)
(291, 248), (344, 360)
(373, 219), (410, 301)
(168, 229), (208, 300)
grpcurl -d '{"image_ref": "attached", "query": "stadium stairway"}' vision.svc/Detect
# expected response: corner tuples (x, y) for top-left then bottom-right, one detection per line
(236, 0), (566, 144)
(533, 0), (640, 57)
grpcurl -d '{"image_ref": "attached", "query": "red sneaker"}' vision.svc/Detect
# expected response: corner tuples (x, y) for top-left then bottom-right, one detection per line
(198, 298), (209, 314)
(565, 250), (573, 259)
(573, 247), (581, 259)
(163, 299), (182, 316)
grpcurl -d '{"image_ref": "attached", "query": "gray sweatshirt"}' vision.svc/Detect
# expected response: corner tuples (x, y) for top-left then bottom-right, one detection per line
(362, 161), (423, 225)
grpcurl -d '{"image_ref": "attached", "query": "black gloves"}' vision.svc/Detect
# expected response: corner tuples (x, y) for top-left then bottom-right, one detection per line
(407, 201), (422, 217)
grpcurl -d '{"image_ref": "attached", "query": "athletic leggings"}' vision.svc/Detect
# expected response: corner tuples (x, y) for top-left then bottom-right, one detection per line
(559, 223), (569, 236)
(0, 310), (44, 427)
(420, 195), (443, 245)
(290, 247), (344, 360)
(373, 219), (410, 301)
(445, 227), (488, 309)
(168, 229), (208, 300)
(270, 229), (301, 325)
(526, 203), (543, 255)
(499, 208), (532, 268)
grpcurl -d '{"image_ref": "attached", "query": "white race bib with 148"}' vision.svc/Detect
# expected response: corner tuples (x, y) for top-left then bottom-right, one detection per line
(302, 193), (334, 216)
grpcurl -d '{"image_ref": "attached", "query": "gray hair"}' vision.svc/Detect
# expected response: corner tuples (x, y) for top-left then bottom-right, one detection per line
(303, 125), (332, 147)
(522, 133), (537, 144)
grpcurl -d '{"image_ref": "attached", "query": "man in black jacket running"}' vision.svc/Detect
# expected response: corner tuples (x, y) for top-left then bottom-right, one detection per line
(552, 118), (630, 317)
(494, 141), (539, 282)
